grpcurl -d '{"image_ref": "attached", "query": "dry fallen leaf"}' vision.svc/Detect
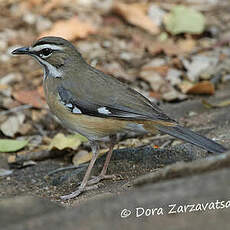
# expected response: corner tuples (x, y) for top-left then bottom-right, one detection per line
(162, 86), (187, 101)
(113, 2), (159, 35)
(0, 84), (9, 91)
(164, 5), (205, 35)
(202, 99), (230, 109)
(178, 80), (194, 94)
(72, 148), (109, 166)
(0, 114), (25, 137)
(142, 65), (169, 76)
(177, 38), (196, 53)
(148, 39), (196, 56)
(37, 85), (45, 99)
(187, 81), (215, 95)
(41, 0), (62, 14)
(40, 17), (96, 41)
(12, 89), (46, 108)
(19, 123), (32, 135)
(48, 133), (87, 151)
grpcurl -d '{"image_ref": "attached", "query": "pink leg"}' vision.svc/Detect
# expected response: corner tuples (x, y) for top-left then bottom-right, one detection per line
(87, 135), (117, 185)
(60, 141), (99, 200)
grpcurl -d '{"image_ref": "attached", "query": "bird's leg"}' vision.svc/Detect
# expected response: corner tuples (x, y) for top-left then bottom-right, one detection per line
(86, 135), (117, 186)
(60, 141), (99, 200)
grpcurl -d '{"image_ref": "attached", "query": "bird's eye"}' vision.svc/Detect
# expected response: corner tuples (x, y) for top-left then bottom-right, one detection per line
(40, 48), (52, 57)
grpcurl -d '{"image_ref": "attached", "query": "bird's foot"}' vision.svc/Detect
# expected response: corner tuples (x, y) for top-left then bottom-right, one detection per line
(60, 184), (100, 200)
(87, 174), (120, 186)
(60, 174), (121, 200)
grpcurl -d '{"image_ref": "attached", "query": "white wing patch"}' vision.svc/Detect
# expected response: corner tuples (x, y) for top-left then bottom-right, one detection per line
(66, 103), (73, 108)
(72, 106), (82, 114)
(97, 107), (111, 115)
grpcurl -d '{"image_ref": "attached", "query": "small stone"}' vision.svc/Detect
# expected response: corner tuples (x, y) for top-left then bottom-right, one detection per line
(143, 58), (166, 68)
(166, 68), (182, 86)
(188, 111), (198, 117)
(162, 88), (187, 101)
(120, 52), (135, 61)
(36, 16), (52, 32)
(0, 40), (7, 51)
(23, 13), (36, 25)
(102, 40), (111, 48)
(0, 73), (22, 85)
(148, 4), (166, 26)
(0, 54), (10, 62)
(140, 71), (165, 92)
(182, 55), (219, 82)
(223, 74), (230, 82)
(0, 113), (25, 137)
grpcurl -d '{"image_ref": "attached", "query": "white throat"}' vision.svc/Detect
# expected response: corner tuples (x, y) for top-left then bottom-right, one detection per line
(31, 55), (63, 79)
(42, 60), (63, 79)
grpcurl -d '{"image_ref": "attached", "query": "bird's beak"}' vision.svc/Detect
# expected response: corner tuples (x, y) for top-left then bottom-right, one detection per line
(12, 47), (30, 55)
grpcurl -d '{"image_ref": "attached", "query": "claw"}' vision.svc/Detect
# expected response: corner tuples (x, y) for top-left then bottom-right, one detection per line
(60, 184), (100, 200)
(60, 188), (83, 200)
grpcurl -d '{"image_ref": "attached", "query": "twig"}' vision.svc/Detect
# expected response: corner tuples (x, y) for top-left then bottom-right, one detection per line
(9, 150), (66, 168)
(47, 164), (87, 176)
(0, 105), (32, 115)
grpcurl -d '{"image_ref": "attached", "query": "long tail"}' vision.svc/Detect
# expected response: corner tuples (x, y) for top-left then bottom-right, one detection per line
(155, 124), (227, 154)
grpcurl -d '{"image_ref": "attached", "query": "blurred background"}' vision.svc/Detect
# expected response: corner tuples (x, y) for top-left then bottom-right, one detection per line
(0, 1), (230, 227)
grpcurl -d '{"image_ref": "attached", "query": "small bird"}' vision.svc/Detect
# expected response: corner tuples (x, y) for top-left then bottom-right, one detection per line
(12, 36), (227, 199)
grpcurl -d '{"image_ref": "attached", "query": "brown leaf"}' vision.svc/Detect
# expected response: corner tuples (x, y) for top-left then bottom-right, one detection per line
(73, 148), (109, 166)
(177, 38), (196, 53)
(0, 84), (9, 90)
(37, 86), (45, 99)
(148, 40), (178, 56)
(41, 0), (61, 14)
(142, 65), (169, 76)
(2, 98), (20, 110)
(187, 81), (215, 95)
(19, 123), (32, 135)
(148, 39), (196, 56)
(40, 17), (96, 41)
(13, 89), (46, 108)
(149, 91), (162, 100)
(31, 110), (45, 121)
(113, 2), (159, 35)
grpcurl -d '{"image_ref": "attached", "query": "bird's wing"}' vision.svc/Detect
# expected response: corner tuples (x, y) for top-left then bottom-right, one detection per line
(59, 66), (175, 123)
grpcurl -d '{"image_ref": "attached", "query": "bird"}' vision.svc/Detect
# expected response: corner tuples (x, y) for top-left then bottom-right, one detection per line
(12, 36), (227, 199)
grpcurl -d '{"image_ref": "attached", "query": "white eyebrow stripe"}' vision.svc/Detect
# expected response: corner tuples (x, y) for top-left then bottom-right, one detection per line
(31, 44), (63, 52)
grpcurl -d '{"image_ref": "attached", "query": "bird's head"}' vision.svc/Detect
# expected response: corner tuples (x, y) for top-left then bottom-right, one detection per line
(12, 36), (83, 78)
